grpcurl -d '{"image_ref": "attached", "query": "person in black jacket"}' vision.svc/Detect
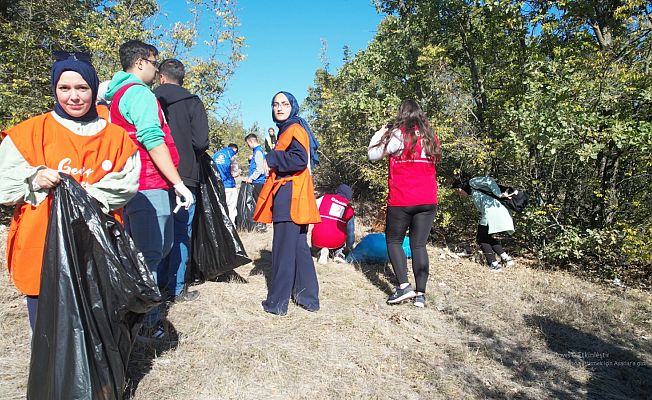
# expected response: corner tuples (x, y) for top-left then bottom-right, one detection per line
(154, 59), (209, 302)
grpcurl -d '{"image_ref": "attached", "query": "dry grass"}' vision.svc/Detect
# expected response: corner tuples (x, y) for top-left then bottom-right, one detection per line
(1, 224), (651, 399)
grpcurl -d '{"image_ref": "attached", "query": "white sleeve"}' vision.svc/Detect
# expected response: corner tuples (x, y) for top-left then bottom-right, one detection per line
(86, 152), (141, 212)
(368, 127), (404, 161)
(0, 136), (49, 206)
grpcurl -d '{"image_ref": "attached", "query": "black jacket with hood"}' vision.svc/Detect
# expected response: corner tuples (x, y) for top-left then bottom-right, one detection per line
(154, 83), (210, 188)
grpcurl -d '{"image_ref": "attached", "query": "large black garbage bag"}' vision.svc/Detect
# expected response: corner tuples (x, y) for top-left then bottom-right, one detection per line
(188, 154), (251, 283)
(27, 175), (162, 400)
(235, 182), (256, 232)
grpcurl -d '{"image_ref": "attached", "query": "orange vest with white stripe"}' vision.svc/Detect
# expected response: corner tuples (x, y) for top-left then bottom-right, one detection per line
(253, 123), (321, 225)
(2, 113), (137, 295)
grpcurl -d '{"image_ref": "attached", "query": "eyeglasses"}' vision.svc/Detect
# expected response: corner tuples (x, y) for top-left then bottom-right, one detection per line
(141, 58), (159, 68)
(272, 101), (291, 109)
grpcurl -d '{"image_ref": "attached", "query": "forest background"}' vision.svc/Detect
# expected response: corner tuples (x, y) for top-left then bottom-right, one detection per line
(0, 0), (650, 288)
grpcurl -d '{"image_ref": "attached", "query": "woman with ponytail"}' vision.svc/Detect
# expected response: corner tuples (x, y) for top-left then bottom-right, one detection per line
(368, 99), (442, 308)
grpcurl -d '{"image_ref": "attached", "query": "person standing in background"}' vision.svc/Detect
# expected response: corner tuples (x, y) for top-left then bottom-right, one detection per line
(245, 133), (268, 232)
(264, 127), (277, 153)
(154, 58), (209, 302)
(213, 143), (240, 223)
(96, 80), (111, 120)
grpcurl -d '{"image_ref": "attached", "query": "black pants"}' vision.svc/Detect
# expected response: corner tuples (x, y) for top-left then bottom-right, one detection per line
(385, 204), (437, 293)
(476, 224), (506, 264)
(252, 182), (264, 201)
(252, 182), (266, 230)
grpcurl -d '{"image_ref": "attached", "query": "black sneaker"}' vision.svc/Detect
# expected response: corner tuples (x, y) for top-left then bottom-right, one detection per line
(387, 285), (417, 304)
(174, 288), (200, 303)
(413, 294), (426, 308)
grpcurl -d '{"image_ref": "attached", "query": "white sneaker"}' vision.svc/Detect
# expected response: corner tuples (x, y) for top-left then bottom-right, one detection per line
(413, 294), (426, 308)
(318, 248), (329, 265)
(489, 261), (502, 272)
(333, 249), (346, 263)
(501, 255), (515, 267)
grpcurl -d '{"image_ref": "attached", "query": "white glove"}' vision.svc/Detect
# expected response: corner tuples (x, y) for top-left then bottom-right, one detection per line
(173, 182), (194, 211)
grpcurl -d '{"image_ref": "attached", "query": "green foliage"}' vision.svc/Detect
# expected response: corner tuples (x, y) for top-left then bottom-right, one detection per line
(305, 0), (652, 287)
(206, 112), (250, 173)
(0, 0), (245, 226)
(0, 0), (245, 129)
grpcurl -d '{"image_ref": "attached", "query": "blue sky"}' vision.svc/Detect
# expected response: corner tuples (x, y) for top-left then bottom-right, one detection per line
(163, 1), (385, 134)
(224, 1), (384, 133)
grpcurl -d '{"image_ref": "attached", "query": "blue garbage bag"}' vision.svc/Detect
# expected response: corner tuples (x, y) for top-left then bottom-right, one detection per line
(346, 233), (411, 264)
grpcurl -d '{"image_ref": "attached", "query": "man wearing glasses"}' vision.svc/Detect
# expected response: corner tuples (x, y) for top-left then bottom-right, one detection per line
(105, 40), (193, 344)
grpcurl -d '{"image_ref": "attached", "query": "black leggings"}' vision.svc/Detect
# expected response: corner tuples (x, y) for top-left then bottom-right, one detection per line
(476, 224), (506, 264)
(385, 204), (437, 293)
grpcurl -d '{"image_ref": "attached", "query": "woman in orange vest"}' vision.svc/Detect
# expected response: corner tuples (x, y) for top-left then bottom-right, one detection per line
(254, 91), (321, 315)
(0, 52), (140, 331)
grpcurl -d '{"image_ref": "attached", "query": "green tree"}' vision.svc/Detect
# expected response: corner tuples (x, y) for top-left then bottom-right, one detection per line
(305, 0), (652, 284)
(0, 0), (245, 129)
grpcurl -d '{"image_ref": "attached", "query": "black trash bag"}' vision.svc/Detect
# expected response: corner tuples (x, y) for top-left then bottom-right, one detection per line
(477, 184), (530, 213)
(27, 175), (162, 400)
(188, 153), (251, 283)
(235, 182), (256, 232)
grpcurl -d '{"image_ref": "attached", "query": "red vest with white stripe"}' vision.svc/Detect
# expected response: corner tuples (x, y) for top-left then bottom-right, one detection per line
(387, 129), (438, 206)
(311, 194), (354, 249)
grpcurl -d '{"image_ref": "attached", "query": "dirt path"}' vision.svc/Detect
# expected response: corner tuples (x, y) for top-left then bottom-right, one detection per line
(1, 226), (651, 399)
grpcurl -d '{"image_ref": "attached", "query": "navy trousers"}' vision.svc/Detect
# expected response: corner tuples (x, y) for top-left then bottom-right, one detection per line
(262, 222), (320, 315)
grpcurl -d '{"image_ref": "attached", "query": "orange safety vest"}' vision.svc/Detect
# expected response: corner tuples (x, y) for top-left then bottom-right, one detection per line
(253, 123), (321, 225)
(2, 113), (137, 296)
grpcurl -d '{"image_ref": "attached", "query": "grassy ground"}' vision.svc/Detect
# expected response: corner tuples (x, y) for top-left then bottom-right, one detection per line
(1, 224), (651, 399)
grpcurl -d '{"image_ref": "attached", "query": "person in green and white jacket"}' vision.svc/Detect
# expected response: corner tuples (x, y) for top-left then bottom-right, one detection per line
(454, 176), (515, 272)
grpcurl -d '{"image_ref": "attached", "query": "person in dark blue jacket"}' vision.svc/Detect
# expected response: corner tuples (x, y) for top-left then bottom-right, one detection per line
(245, 133), (267, 232)
(213, 143), (239, 222)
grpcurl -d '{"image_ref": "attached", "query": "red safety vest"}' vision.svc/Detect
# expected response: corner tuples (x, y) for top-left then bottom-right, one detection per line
(387, 128), (439, 206)
(109, 82), (179, 190)
(311, 194), (354, 249)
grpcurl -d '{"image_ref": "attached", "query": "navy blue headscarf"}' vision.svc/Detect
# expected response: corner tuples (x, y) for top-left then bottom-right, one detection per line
(336, 183), (353, 201)
(51, 52), (99, 122)
(271, 91), (320, 168)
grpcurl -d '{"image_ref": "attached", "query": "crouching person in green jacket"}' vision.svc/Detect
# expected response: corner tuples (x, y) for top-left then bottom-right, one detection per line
(453, 176), (516, 272)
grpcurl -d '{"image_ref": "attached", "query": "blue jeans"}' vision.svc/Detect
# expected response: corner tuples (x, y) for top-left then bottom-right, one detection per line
(159, 188), (197, 297)
(346, 216), (355, 253)
(125, 189), (174, 328)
